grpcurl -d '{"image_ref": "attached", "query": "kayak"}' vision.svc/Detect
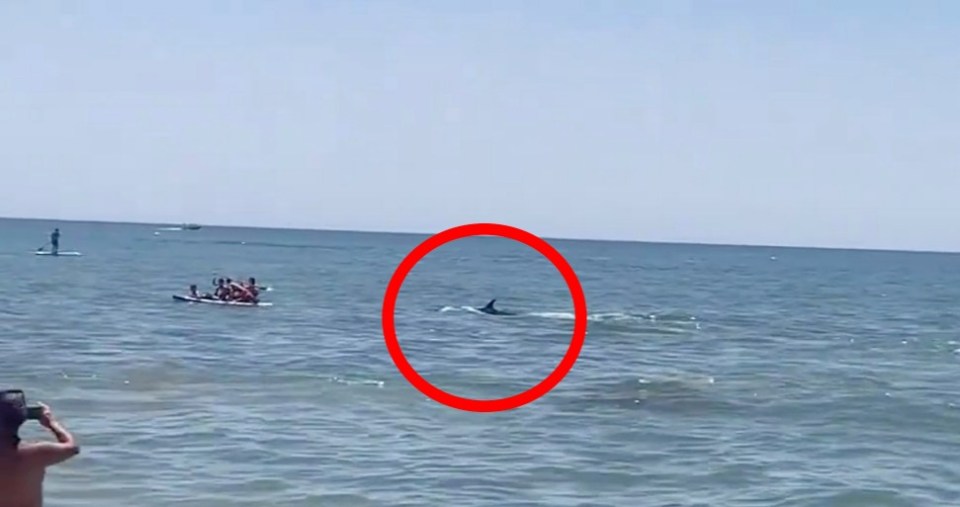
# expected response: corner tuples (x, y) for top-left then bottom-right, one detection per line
(35, 251), (82, 256)
(172, 294), (272, 307)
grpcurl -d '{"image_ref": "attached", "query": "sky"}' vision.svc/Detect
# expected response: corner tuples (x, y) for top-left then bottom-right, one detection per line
(1, 1), (959, 250)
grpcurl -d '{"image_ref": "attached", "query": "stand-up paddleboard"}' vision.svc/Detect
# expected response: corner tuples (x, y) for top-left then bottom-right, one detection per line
(35, 251), (82, 256)
(172, 295), (272, 307)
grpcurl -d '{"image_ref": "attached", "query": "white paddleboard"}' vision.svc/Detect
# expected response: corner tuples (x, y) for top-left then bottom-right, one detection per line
(35, 251), (82, 256)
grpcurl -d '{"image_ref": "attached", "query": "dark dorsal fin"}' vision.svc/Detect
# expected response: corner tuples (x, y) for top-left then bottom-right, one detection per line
(482, 299), (496, 311)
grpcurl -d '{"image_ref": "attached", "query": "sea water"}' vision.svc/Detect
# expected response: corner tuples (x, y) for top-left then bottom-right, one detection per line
(1, 218), (958, 506)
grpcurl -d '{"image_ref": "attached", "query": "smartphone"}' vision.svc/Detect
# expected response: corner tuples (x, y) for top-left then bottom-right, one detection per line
(26, 406), (43, 420)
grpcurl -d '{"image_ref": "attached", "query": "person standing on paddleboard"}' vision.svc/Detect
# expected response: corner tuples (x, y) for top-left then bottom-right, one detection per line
(50, 228), (60, 255)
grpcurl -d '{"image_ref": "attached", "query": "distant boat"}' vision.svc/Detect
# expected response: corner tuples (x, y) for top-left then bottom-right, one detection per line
(182, 223), (202, 230)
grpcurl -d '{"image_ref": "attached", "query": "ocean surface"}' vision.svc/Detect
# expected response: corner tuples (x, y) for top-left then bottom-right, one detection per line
(2, 217), (959, 506)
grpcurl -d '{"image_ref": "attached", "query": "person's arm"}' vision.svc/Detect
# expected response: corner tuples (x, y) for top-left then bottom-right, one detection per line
(48, 419), (76, 446)
(24, 403), (80, 467)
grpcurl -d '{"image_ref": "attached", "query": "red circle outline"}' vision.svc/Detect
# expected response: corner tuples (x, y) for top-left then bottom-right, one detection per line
(381, 223), (587, 412)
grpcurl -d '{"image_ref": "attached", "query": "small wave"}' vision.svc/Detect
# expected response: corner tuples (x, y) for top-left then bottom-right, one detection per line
(148, 237), (342, 251)
(528, 311), (636, 322)
(529, 311), (699, 324)
(328, 376), (385, 388)
(633, 375), (717, 391)
(209, 240), (342, 250)
(438, 307), (701, 329)
(552, 374), (730, 413)
(528, 311), (577, 319)
(585, 256), (612, 262)
(439, 306), (484, 314)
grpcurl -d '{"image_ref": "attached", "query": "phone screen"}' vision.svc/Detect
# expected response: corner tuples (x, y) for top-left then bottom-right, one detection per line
(26, 406), (43, 420)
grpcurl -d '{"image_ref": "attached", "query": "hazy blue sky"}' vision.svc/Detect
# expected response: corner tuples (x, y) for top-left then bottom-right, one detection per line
(2, 1), (958, 250)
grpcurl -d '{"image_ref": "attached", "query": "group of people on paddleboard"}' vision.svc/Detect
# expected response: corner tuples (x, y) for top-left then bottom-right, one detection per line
(188, 277), (261, 303)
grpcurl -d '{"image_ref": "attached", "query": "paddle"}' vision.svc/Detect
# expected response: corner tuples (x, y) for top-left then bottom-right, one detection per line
(36, 242), (49, 252)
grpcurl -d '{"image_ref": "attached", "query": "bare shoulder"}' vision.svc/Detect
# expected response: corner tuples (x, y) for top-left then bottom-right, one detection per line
(19, 441), (80, 467)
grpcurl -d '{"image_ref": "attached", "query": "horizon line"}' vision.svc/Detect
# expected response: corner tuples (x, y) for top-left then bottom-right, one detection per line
(1, 213), (957, 256)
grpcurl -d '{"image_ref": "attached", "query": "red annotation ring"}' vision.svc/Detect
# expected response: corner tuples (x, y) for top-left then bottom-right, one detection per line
(381, 223), (587, 412)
